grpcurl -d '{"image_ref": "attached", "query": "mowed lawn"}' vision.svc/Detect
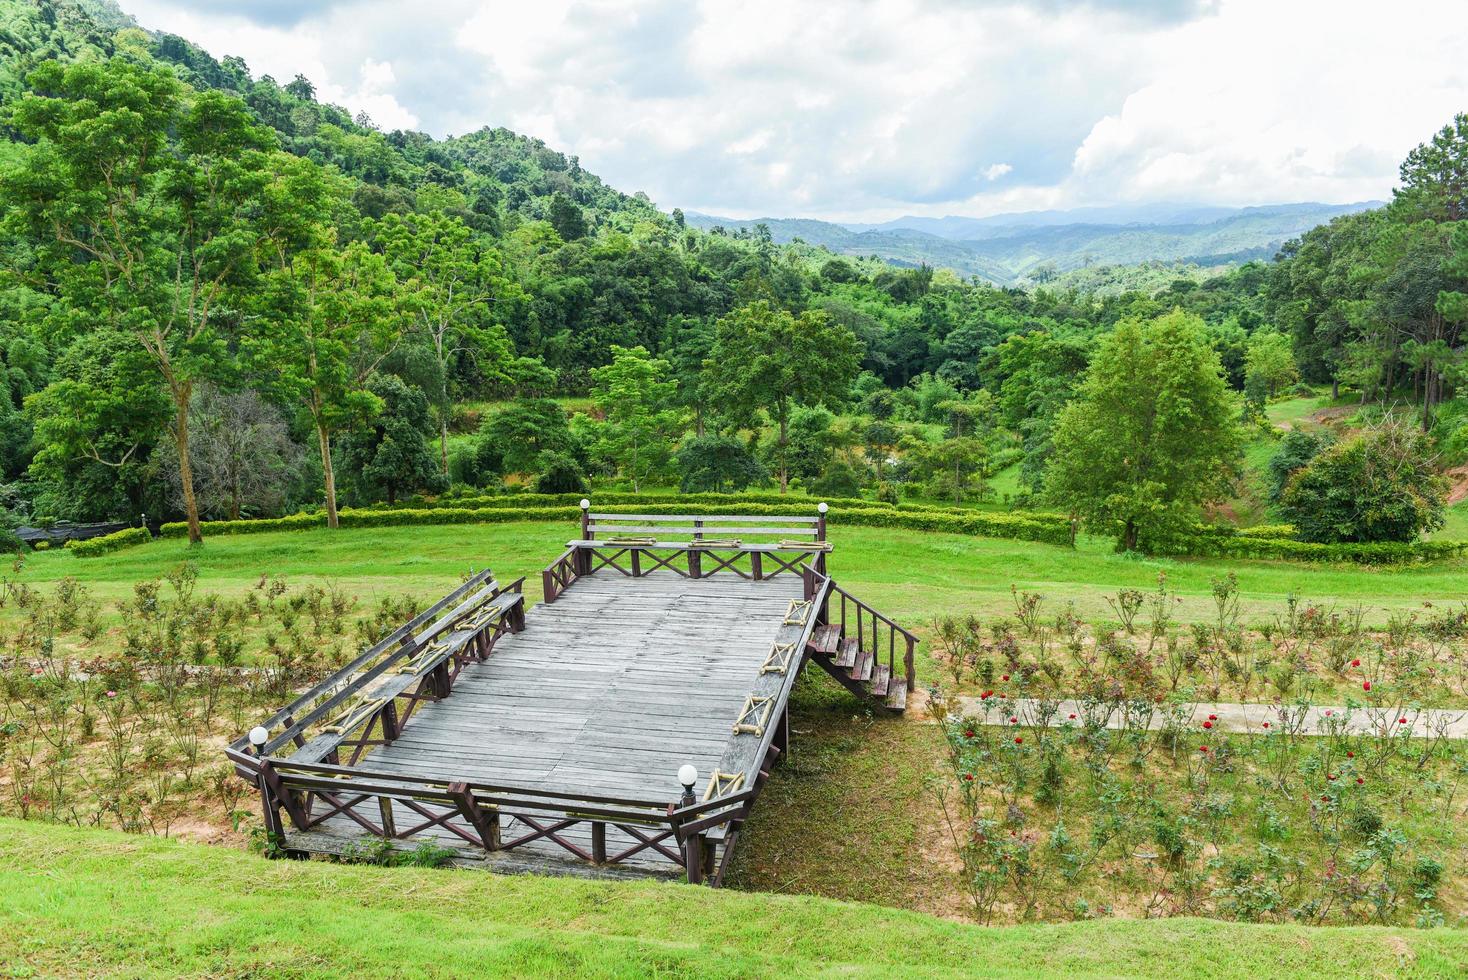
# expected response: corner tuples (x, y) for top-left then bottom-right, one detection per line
(2, 819), (1465, 978)
(13, 519), (1468, 681)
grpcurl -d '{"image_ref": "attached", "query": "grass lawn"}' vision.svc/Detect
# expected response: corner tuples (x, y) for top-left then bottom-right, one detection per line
(3, 818), (1466, 978)
(13, 520), (1468, 682)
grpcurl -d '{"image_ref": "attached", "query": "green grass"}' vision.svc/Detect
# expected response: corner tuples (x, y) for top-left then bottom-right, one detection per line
(3, 819), (1465, 978)
(16, 520), (1468, 683)
(1431, 499), (1468, 541)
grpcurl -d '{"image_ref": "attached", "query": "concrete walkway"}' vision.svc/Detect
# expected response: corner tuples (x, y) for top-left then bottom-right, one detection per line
(952, 696), (1468, 739)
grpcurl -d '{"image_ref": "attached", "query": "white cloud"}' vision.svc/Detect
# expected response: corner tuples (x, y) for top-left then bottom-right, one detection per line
(117, 0), (1468, 220)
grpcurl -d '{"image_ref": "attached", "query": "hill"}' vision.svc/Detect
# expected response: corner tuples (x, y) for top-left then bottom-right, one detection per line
(685, 201), (1379, 286)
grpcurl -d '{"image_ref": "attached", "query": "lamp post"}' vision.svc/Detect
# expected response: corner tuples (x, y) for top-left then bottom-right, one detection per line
(676, 764), (703, 883)
(248, 726), (269, 756)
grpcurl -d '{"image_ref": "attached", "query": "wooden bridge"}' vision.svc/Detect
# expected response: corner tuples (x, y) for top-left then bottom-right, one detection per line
(226, 504), (915, 885)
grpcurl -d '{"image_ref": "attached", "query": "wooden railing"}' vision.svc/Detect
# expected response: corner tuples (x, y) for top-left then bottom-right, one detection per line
(805, 566), (918, 695)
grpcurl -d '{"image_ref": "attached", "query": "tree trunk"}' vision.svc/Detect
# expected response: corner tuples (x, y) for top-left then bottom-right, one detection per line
(778, 412), (788, 494)
(1331, 377), (1339, 400)
(316, 421), (340, 529)
(440, 415), (450, 477)
(174, 395), (203, 546)
(1122, 519), (1138, 553)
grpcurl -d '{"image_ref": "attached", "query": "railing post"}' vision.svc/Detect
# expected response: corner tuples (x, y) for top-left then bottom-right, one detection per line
(689, 547), (701, 579)
(751, 551), (762, 581)
(905, 633), (917, 693)
(577, 498), (592, 577)
(451, 781), (500, 851)
(816, 502), (828, 576)
(631, 548), (642, 577)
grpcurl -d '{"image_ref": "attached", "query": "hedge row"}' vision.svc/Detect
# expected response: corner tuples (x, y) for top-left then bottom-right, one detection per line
(1168, 535), (1468, 565)
(68, 526), (153, 558)
(366, 490), (888, 513)
(155, 501), (1074, 547)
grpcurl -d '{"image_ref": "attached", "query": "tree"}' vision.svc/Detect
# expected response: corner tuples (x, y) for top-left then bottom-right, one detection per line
(3, 59), (296, 543)
(1243, 329), (1299, 402)
(374, 211), (516, 476)
(703, 301), (861, 493)
(1266, 429), (1326, 503)
(1046, 310), (1244, 551)
(251, 237), (402, 528)
(548, 192), (588, 241)
(588, 345), (683, 491)
(1395, 113), (1468, 222)
(1279, 421), (1447, 542)
(153, 387), (303, 519)
(338, 373), (442, 505)
(674, 435), (767, 493)
(478, 398), (575, 476)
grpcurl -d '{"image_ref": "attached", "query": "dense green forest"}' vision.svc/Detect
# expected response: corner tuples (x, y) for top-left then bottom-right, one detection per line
(0, 0), (1464, 554)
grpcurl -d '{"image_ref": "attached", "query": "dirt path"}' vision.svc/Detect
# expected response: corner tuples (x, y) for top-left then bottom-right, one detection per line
(953, 696), (1468, 739)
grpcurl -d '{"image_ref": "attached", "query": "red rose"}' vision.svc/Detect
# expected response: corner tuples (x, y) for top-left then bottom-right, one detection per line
(1014, 736), (1023, 744)
(981, 690), (993, 700)
(1202, 721), (1213, 729)
(1356, 778), (1364, 785)
(964, 730), (975, 738)
(1350, 658), (1360, 667)
(1009, 717), (1018, 724)
(1001, 674), (1010, 682)
(1346, 751), (1354, 758)
(1068, 713), (1077, 720)
(1398, 718), (1407, 725)
(1363, 681), (1371, 691)
(1262, 722), (1270, 729)
(1207, 714), (1217, 721)
(964, 773), (974, 782)
(1198, 746), (1208, 753)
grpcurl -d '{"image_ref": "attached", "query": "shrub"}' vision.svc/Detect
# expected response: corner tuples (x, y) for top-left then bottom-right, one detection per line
(1280, 422), (1448, 543)
(532, 453), (587, 494)
(70, 527), (153, 558)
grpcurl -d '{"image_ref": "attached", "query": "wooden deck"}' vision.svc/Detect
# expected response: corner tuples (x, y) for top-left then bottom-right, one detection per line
(232, 508), (916, 885)
(287, 569), (804, 877)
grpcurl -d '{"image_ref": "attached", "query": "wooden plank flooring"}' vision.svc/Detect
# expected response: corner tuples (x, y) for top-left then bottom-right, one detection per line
(301, 569), (805, 876)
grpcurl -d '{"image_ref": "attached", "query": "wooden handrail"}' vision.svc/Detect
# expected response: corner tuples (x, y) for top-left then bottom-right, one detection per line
(228, 569), (498, 754)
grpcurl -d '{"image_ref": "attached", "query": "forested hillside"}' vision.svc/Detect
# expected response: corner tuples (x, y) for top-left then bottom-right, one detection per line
(0, 0), (1464, 561)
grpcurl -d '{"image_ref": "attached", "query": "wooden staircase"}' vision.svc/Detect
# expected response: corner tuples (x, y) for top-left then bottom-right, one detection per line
(802, 576), (914, 713)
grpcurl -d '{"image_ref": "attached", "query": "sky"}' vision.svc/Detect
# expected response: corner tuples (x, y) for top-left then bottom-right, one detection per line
(118, 0), (1468, 222)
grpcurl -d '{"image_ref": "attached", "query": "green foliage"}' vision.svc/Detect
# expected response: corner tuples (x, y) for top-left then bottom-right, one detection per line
(587, 346), (683, 491)
(68, 526), (151, 558)
(478, 398), (577, 475)
(1266, 430), (1326, 503)
(675, 435), (769, 493)
(1047, 311), (1245, 551)
(704, 301), (862, 492)
(1279, 421), (1448, 543)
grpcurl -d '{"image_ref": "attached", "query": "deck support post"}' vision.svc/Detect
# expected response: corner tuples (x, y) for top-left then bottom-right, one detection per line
(631, 549), (642, 577)
(377, 796), (397, 837)
(450, 781), (500, 851)
(259, 760), (309, 831)
(256, 772), (286, 844)
(380, 700), (400, 742)
(689, 549), (701, 579)
(592, 821), (607, 863)
(751, 552), (762, 581)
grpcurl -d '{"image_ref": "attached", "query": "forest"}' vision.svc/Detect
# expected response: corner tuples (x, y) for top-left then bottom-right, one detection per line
(0, 0), (1465, 557)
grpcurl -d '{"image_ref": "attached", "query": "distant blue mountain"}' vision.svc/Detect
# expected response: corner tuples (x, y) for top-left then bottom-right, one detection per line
(683, 201), (1382, 285)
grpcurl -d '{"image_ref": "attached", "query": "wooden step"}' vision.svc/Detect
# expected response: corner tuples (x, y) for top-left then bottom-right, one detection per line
(808, 624), (841, 655)
(833, 637), (859, 669)
(848, 649), (874, 683)
(885, 678), (908, 711)
(869, 663), (891, 697)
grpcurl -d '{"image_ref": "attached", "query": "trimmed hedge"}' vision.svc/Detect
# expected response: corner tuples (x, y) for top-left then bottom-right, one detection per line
(155, 501), (1074, 548)
(68, 526), (153, 558)
(368, 490), (891, 513)
(1166, 535), (1468, 565)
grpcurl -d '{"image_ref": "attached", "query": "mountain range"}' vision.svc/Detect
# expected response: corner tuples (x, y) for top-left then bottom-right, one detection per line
(683, 202), (1381, 286)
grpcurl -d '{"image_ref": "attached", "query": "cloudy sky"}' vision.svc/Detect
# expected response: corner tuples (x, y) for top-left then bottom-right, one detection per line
(119, 0), (1468, 221)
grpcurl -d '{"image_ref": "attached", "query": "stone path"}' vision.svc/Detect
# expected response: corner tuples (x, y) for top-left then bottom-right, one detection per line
(952, 696), (1468, 739)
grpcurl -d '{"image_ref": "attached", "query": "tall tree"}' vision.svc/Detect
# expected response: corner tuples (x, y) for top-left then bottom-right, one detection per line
(1046, 310), (1244, 551)
(703, 301), (861, 493)
(3, 59), (288, 543)
(588, 345), (683, 491)
(251, 237), (402, 528)
(374, 211), (516, 476)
